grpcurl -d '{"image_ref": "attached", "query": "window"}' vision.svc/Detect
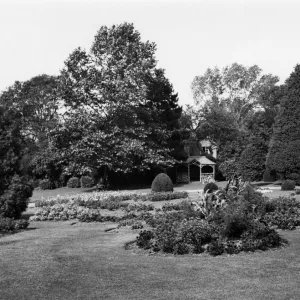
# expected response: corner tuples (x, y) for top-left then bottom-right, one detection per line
(203, 147), (209, 154)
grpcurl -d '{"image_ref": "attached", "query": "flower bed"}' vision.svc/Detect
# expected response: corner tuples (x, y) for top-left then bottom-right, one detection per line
(34, 191), (189, 209)
(135, 185), (297, 256)
(34, 191), (137, 207)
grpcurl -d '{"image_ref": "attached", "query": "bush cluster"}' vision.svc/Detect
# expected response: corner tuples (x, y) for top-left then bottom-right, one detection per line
(137, 214), (283, 256)
(136, 184), (290, 256)
(0, 218), (29, 233)
(151, 173), (173, 193)
(281, 180), (295, 191)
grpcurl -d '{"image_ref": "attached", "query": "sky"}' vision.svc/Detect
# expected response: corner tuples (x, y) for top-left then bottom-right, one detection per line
(0, 0), (300, 106)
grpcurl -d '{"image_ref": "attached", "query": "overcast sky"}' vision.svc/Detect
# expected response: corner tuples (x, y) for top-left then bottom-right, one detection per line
(0, 0), (299, 106)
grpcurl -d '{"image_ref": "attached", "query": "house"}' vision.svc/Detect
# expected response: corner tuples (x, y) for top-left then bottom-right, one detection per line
(176, 140), (217, 184)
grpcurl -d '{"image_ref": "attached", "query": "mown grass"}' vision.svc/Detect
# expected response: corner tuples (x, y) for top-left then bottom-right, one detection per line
(2, 184), (299, 299)
(0, 219), (300, 300)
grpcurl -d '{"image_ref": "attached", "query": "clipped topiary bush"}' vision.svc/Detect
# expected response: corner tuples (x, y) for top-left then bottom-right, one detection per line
(204, 182), (218, 193)
(67, 177), (80, 188)
(281, 180), (295, 191)
(80, 176), (94, 188)
(151, 173), (173, 193)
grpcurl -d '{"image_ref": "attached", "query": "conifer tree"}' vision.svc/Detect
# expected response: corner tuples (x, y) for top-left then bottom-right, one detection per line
(266, 64), (300, 180)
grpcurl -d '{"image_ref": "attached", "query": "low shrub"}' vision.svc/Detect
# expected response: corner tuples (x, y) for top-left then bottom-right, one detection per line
(136, 230), (154, 249)
(139, 191), (188, 202)
(67, 177), (80, 188)
(281, 180), (295, 191)
(80, 176), (94, 188)
(287, 173), (300, 185)
(151, 173), (173, 193)
(262, 197), (300, 230)
(207, 240), (224, 256)
(295, 189), (300, 195)
(0, 218), (29, 232)
(204, 182), (218, 194)
(30, 204), (104, 222)
(39, 179), (53, 190)
(131, 221), (144, 230)
(124, 203), (154, 213)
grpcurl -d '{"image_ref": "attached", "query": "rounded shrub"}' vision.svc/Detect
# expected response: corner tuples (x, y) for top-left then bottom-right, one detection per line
(39, 179), (53, 190)
(204, 182), (218, 193)
(281, 180), (295, 191)
(80, 176), (94, 188)
(287, 173), (300, 185)
(67, 177), (80, 188)
(151, 173), (173, 193)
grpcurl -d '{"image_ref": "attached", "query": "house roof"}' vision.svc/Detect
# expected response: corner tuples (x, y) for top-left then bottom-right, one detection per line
(186, 156), (216, 165)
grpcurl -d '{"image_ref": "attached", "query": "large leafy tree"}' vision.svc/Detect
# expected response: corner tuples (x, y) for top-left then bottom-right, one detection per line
(0, 75), (61, 142)
(0, 75), (64, 182)
(190, 63), (280, 181)
(191, 63), (279, 129)
(56, 23), (179, 173)
(266, 64), (300, 180)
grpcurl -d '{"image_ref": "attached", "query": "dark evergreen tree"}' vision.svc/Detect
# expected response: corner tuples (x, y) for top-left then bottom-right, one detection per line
(143, 69), (186, 161)
(266, 64), (300, 179)
(0, 105), (33, 218)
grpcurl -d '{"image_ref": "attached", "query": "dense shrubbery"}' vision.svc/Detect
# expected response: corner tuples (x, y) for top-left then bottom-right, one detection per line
(151, 173), (173, 192)
(0, 218), (29, 233)
(80, 176), (94, 188)
(204, 182), (218, 193)
(136, 211), (283, 256)
(281, 180), (295, 191)
(136, 182), (292, 256)
(67, 177), (80, 188)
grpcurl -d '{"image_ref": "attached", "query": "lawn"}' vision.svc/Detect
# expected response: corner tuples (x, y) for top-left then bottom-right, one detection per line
(1, 219), (300, 300)
(1, 185), (300, 300)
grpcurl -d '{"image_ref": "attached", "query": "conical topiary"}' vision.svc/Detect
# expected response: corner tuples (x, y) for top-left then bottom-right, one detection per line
(151, 173), (173, 193)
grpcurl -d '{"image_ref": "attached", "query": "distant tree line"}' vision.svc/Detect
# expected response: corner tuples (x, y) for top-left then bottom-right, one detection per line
(1, 22), (300, 194)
